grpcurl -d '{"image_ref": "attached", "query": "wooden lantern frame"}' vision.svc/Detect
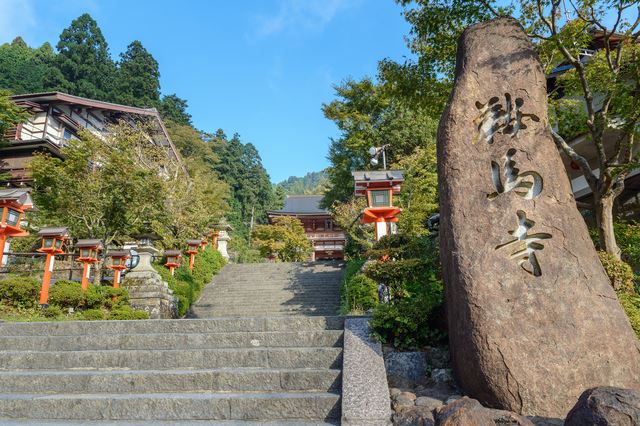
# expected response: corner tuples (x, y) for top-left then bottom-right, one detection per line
(164, 249), (182, 276)
(106, 250), (129, 289)
(75, 239), (103, 290)
(186, 239), (201, 271)
(37, 227), (70, 306)
(0, 189), (34, 261)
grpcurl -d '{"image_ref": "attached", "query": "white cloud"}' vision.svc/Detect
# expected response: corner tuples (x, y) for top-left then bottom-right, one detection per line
(0, 0), (36, 44)
(251, 0), (359, 39)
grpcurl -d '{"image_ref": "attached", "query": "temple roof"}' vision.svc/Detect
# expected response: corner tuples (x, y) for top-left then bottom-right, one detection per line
(269, 195), (328, 215)
(351, 170), (404, 183)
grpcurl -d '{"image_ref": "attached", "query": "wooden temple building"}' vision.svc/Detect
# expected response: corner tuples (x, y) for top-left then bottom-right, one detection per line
(267, 195), (345, 261)
(1, 92), (182, 186)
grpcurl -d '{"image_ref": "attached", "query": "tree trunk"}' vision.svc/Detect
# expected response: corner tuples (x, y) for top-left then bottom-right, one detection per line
(595, 191), (621, 259)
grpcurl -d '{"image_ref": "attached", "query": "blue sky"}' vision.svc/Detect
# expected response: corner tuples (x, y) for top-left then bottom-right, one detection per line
(0, 0), (414, 183)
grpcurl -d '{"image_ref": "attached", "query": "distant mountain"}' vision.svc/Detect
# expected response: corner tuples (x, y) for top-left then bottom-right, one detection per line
(277, 170), (329, 195)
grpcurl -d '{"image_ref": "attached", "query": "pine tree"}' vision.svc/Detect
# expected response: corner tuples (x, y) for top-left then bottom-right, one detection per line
(115, 41), (161, 108)
(159, 94), (192, 125)
(54, 13), (116, 100)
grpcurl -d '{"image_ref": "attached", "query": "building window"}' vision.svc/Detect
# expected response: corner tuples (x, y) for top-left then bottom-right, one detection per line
(371, 190), (390, 207)
(325, 219), (334, 231)
(63, 128), (74, 140)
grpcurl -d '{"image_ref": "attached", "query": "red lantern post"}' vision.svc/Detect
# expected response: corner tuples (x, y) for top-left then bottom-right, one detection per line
(186, 239), (201, 271)
(0, 189), (34, 263)
(200, 237), (208, 251)
(352, 170), (405, 241)
(75, 239), (103, 290)
(37, 227), (69, 306)
(106, 250), (129, 288)
(164, 250), (181, 276)
(207, 228), (219, 248)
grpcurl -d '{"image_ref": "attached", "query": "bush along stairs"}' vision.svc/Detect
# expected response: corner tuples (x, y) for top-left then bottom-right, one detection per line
(0, 261), (346, 424)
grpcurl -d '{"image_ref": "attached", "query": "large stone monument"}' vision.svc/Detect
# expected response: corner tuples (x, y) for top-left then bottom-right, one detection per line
(437, 17), (640, 418)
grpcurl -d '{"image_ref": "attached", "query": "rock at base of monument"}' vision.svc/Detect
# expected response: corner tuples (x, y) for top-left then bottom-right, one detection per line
(393, 405), (435, 426)
(434, 397), (534, 426)
(564, 387), (640, 426)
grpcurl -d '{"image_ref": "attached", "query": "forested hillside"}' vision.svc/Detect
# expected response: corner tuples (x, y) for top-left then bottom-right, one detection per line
(277, 171), (329, 195)
(0, 13), (277, 260)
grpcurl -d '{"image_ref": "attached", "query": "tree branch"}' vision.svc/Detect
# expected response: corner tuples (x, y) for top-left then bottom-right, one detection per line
(551, 128), (598, 191)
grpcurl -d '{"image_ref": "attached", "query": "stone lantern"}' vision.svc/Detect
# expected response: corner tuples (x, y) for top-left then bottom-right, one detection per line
(186, 239), (201, 270)
(75, 239), (103, 290)
(0, 189), (34, 266)
(352, 170), (404, 241)
(164, 249), (182, 276)
(106, 250), (129, 288)
(214, 220), (232, 261)
(37, 227), (70, 306)
(129, 226), (161, 274)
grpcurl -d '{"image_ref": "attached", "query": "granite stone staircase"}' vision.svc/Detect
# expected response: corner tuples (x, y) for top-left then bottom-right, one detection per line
(0, 261), (347, 424)
(188, 261), (344, 318)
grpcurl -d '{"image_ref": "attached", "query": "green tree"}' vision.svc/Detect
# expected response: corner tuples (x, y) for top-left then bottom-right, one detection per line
(252, 216), (312, 262)
(114, 41), (161, 108)
(53, 13), (116, 100)
(322, 77), (438, 208)
(159, 94), (192, 125)
(213, 134), (275, 238)
(163, 122), (230, 247)
(0, 90), (29, 181)
(30, 125), (168, 245)
(272, 185), (287, 209)
(0, 38), (63, 94)
(278, 171), (329, 195)
(393, 0), (640, 258)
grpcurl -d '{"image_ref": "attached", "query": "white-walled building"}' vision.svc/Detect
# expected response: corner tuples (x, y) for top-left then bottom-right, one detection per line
(1, 92), (182, 185)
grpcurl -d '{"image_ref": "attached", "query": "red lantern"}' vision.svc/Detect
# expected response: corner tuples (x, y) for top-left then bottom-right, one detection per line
(186, 239), (201, 271)
(75, 239), (103, 290)
(164, 250), (182, 276)
(37, 227), (70, 306)
(0, 189), (33, 262)
(352, 170), (404, 240)
(106, 250), (129, 289)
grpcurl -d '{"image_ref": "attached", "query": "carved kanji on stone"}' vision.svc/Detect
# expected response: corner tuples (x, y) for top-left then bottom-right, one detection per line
(495, 210), (551, 276)
(488, 148), (543, 200)
(473, 93), (540, 144)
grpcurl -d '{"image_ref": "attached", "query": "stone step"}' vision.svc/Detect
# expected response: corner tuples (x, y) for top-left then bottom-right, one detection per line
(188, 310), (340, 317)
(0, 368), (342, 394)
(0, 421), (340, 426)
(0, 331), (343, 351)
(0, 347), (343, 370)
(0, 391), (341, 421)
(0, 317), (346, 336)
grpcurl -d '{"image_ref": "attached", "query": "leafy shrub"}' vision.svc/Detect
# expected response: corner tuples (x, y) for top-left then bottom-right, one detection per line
(346, 274), (378, 311)
(42, 305), (63, 318)
(0, 276), (40, 308)
(154, 247), (225, 317)
(618, 292), (640, 339)
(614, 222), (640, 271)
(81, 309), (105, 320)
(109, 305), (149, 320)
(98, 287), (129, 309)
(340, 258), (366, 313)
(370, 273), (444, 350)
(598, 251), (635, 293)
(48, 281), (84, 308)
